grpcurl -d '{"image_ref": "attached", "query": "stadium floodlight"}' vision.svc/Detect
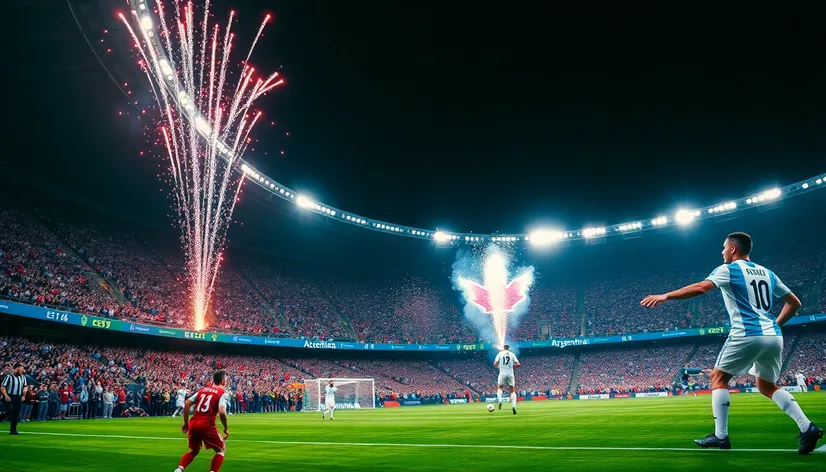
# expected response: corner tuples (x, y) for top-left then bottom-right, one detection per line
(674, 209), (696, 226)
(140, 15), (153, 31)
(296, 194), (313, 209)
(761, 188), (782, 201)
(158, 59), (174, 78)
(194, 116), (212, 136)
(802, 183), (809, 189)
(528, 229), (565, 246)
(817, 178), (823, 185)
(650, 216), (667, 227)
(582, 227), (605, 239)
(619, 222), (642, 232)
(434, 231), (451, 242)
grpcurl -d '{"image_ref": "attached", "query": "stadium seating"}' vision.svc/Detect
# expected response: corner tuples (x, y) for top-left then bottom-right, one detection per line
(1, 196), (824, 344)
(3, 332), (824, 418)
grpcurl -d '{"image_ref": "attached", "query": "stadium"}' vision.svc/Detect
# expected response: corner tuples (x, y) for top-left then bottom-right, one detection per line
(4, 1), (826, 471)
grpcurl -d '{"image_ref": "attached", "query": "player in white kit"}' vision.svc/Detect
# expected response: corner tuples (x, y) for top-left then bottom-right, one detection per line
(493, 344), (520, 415)
(321, 380), (337, 420)
(171, 385), (187, 418)
(795, 373), (808, 393)
(641, 232), (822, 454)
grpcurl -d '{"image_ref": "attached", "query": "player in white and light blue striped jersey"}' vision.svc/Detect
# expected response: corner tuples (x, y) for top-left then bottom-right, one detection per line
(704, 259), (787, 337)
(641, 232), (822, 454)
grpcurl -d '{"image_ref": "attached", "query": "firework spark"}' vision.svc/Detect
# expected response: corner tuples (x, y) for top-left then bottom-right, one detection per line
(121, 0), (283, 330)
(456, 247), (534, 347)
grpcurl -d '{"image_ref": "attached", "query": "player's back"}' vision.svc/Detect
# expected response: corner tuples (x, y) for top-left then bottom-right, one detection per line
(190, 386), (227, 425)
(496, 350), (517, 374)
(706, 260), (790, 337)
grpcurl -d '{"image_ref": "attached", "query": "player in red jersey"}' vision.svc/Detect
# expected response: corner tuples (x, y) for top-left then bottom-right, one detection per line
(174, 370), (231, 472)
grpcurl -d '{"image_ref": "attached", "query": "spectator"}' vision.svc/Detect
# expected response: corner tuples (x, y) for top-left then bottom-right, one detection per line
(36, 385), (49, 421)
(102, 387), (114, 419)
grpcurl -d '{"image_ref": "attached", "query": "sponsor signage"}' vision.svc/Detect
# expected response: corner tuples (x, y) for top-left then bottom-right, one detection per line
(1, 299), (823, 353)
(579, 394), (610, 400)
(45, 310), (70, 322)
(448, 398), (469, 404)
(91, 319), (112, 329)
(633, 392), (670, 398)
(612, 393), (631, 398)
(334, 403), (361, 409)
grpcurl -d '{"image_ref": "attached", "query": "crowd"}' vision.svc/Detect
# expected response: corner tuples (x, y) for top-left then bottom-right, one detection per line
(782, 332), (826, 387)
(2, 328), (826, 424)
(1, 197), (825, 346)
(576, 346), (693, 394)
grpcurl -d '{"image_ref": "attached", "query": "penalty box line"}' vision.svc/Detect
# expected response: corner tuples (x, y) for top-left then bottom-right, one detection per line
(19, 432), (824, 453)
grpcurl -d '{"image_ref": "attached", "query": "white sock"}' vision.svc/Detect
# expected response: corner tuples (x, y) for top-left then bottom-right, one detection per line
(496, 388), (502, 403)
(330, 409), (334, 419)
(772, 389), (811, 433)
(510, 392), (517, 408)
(711, 389), (730, 439)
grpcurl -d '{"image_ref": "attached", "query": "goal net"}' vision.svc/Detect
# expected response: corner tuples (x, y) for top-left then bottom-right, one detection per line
(304, 378), (375, 411)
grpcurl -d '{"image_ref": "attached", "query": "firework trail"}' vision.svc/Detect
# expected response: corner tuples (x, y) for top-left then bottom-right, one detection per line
(121, 0), (283, 330)
(454, 246), (534, 347)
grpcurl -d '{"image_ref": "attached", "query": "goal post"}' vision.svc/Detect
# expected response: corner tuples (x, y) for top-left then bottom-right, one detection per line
(304, 378), (375, 411)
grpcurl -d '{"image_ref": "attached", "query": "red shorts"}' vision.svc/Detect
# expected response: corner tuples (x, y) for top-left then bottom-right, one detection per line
(188, 422), (225, 451)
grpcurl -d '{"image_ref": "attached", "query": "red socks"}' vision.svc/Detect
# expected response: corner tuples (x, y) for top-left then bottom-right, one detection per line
(210, 453), (225, 472)
(179, 450), (198, 469)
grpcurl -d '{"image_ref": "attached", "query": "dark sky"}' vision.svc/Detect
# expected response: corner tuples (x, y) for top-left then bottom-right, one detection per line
(8, 1), (826, 237)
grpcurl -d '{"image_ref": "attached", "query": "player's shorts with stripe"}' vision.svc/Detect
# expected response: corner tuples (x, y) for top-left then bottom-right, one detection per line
(715, 335), (783, 383)
(188, 421), (225, 451)
(497, 373), (515, 387)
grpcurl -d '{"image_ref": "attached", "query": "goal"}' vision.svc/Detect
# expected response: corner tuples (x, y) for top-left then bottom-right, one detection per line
(304, 378), (376, 411)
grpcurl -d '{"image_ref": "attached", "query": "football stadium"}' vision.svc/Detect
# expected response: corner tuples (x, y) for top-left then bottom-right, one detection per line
(4, 1), (826, 471)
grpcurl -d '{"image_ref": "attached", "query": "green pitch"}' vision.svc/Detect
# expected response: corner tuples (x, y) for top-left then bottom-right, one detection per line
(2, 392), (824, 471)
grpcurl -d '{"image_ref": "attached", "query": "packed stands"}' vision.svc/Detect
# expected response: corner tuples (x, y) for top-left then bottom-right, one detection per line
(2, 328), (825, 420)
(576, 345), (693, 394)
(1, 195), (825, 344)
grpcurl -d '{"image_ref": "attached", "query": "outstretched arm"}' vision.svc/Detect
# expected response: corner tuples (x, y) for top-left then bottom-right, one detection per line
(641, 280), (716, 308)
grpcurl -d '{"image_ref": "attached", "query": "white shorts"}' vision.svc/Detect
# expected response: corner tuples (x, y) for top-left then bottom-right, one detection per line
(498, 373), (515, 387)
(325, 400), (336, 409)
(715, 335), (783, 383)
(176, 401), (185, 409)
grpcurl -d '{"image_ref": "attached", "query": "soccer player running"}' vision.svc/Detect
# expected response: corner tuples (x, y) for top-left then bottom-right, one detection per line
(795, 372), (808, 393)
(172, 384), (188, 418)
(641, 232), (823, 454)
(321, 380), (336, 420)
(493, 344), (520, 415)
(175, 371), (231, 472)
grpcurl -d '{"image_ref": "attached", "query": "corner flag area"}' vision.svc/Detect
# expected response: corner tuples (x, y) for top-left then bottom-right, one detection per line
(4, 392), (824, 471)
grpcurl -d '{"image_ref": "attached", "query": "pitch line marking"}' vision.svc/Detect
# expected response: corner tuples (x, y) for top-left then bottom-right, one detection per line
(18, 432), (822, 454)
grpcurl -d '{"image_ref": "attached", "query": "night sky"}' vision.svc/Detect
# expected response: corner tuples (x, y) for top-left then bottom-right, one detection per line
(7, 1), (826, 239)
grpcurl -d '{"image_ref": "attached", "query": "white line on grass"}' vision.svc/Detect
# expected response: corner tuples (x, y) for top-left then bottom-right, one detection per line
(20, 432), (820, 454)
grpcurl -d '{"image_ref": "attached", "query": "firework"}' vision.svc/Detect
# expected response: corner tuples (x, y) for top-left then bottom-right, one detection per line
(120, 0), (283, 330)
(455, 246), (534, 347)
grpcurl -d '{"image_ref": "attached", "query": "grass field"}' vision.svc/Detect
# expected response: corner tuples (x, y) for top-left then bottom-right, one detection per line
(2, 393), (824, 471)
